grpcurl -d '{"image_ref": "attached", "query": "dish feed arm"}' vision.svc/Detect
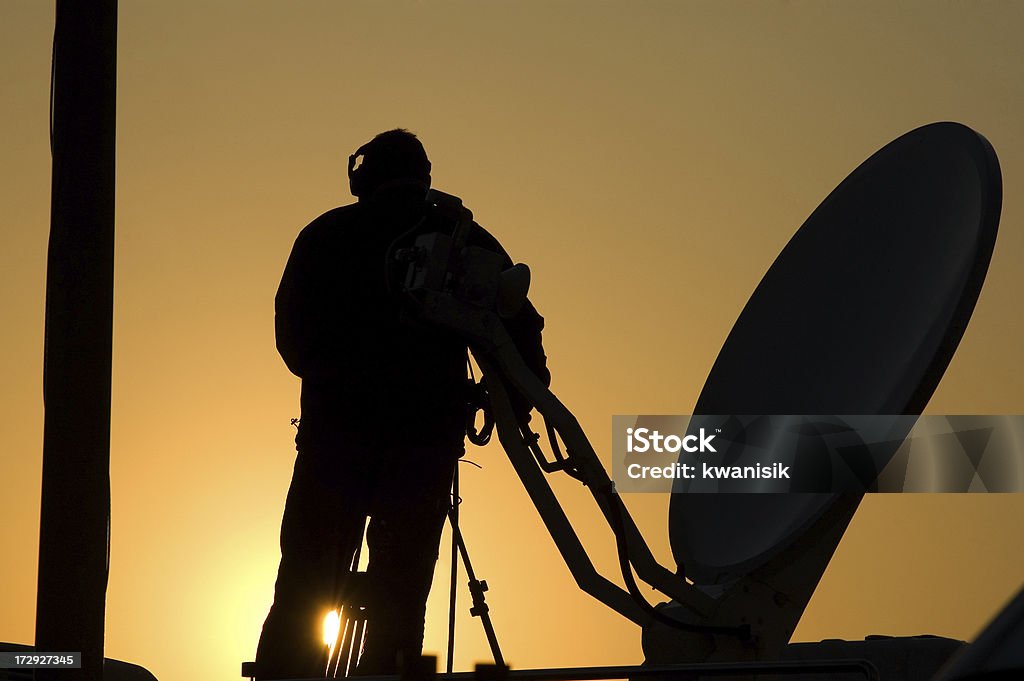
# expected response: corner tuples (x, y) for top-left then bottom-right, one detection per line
(405, 283), (719, 626)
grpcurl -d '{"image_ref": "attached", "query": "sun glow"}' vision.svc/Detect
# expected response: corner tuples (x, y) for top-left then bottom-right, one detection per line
(323, 610), (341, 648)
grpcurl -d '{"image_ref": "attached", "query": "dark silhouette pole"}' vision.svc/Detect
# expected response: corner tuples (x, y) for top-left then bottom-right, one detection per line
(36, 2), (117, 680)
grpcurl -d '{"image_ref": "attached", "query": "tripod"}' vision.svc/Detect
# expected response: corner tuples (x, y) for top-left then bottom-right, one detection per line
(446, 463), (504, 674)
(324, 463), (504, 678)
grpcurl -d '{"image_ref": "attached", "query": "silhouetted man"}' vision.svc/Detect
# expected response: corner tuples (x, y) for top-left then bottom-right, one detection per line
(255, 129), (549, 679)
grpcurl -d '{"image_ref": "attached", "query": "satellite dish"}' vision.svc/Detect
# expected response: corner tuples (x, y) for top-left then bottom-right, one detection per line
(668, 122), (1001, 591)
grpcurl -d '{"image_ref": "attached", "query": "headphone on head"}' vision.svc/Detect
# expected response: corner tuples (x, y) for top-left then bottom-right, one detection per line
(347, 142), (373, 199)
(347, 139), (432, 200)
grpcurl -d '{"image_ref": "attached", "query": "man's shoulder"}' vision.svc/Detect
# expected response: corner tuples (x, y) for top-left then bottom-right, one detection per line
(294, 203), (363, 244)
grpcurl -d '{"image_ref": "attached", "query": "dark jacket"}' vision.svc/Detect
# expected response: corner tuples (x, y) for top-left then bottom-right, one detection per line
(276, 192), (549, 446)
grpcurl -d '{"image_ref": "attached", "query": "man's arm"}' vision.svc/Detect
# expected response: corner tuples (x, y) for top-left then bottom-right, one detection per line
(275, 227), (314, 378)
(275, 220), (343, 383)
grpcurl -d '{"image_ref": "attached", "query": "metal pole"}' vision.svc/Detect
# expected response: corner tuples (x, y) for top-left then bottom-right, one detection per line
(36, 2), (117, 680)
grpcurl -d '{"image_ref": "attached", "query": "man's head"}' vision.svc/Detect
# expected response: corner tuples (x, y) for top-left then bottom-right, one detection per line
(348, 129), (432, 200)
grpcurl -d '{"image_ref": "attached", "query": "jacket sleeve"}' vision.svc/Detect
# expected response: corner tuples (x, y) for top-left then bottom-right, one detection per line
(275, 223), (339, 383)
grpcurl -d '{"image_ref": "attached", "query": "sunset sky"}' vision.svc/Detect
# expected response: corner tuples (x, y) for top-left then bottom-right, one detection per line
(3, 3), (1024, 681)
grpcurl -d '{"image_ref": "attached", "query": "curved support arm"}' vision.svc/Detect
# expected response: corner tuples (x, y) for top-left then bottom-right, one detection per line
(479, 357), (650, 626)
(414, 290), (716, 623)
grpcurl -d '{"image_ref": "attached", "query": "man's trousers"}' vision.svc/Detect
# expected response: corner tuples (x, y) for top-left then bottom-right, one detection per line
(255, 432), (462, 679)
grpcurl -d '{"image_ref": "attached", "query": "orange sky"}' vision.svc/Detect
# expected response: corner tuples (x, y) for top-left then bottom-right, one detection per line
(3, 3), (1024, 681)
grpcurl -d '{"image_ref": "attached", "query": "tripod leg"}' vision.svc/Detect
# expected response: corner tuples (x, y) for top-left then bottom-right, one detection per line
(446, 467), (459, 674)
(448, 502), (504, 667)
